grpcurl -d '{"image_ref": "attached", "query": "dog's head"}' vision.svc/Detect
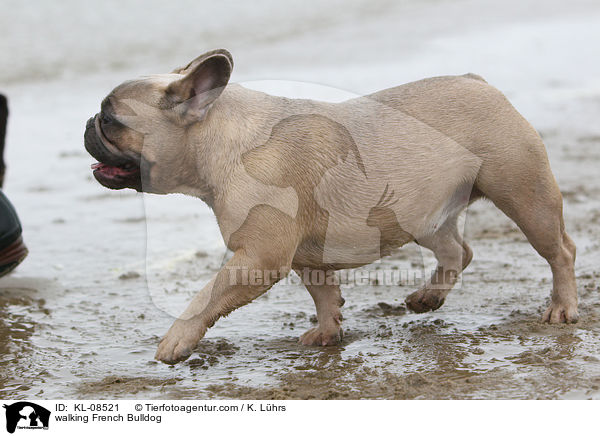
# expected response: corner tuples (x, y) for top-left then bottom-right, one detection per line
(84, 49), (233, 194)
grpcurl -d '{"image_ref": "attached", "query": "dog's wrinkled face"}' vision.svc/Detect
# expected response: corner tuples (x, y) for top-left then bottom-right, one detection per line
(84, 49), (233, 194)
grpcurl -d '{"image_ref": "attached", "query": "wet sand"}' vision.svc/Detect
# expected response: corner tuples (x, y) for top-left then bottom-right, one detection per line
(1, 0), (600, 399)
(2, 132), (600, 399)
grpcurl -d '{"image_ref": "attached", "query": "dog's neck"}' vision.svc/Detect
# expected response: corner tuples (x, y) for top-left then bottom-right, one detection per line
(184, 84), (299, 210)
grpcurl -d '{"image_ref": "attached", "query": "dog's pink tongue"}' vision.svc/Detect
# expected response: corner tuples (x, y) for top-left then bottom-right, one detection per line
(92, 162), (137, 177)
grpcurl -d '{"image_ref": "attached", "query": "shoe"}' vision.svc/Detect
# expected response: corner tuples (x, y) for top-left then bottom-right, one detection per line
(0, 190), (28, 277)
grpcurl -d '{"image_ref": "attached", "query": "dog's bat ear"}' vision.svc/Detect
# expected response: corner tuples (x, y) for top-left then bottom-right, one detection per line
(171, 49), (233, 74)
(166, 50), (233, 121)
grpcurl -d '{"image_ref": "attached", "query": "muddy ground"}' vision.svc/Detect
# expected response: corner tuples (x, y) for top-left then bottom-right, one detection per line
(1, 0), (599, 400)
(1, 118), (599, 399)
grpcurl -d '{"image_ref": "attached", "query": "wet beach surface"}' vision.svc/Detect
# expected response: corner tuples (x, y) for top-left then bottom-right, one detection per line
(1, 120), (599, 399)
(1, 0), (600, 399)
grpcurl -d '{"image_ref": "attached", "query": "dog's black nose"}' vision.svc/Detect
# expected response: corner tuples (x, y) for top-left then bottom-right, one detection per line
(85, 115), (96, 131)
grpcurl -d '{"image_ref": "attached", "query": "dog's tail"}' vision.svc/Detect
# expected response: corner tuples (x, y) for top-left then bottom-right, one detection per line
(462, 73), (487, 83)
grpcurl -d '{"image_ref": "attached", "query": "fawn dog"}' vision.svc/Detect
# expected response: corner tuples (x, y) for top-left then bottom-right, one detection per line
(84, 49), (578, 364)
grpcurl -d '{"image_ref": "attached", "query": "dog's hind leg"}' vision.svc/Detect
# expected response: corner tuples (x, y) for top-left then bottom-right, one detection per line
(475, 152), (578, 323)
(405, 213), (472, 313)
(295, 268), (344, 346)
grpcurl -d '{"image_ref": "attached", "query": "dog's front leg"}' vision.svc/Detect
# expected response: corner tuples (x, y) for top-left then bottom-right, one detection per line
(155, 249), (291, 364)
(296, 268), (344, 346)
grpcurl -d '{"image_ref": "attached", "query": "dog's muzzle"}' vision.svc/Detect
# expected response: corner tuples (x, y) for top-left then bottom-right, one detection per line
(84, 114), (143, 191)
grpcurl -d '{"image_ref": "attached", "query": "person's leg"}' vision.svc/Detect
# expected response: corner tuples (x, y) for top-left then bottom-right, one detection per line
(0, 94), (28, 277)
(0, 191), (28, 277)
(0, 94), (8, 187)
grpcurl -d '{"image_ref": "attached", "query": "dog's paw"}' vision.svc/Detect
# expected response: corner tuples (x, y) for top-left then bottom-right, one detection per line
(542, 302), (579, 324)
(299, 326), (343, 346)
(405, 289), (445, 313)
(155, 319), (204, 364)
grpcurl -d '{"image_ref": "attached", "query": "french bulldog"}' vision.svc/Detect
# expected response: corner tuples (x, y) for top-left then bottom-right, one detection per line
(84, 49), (578, 364)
